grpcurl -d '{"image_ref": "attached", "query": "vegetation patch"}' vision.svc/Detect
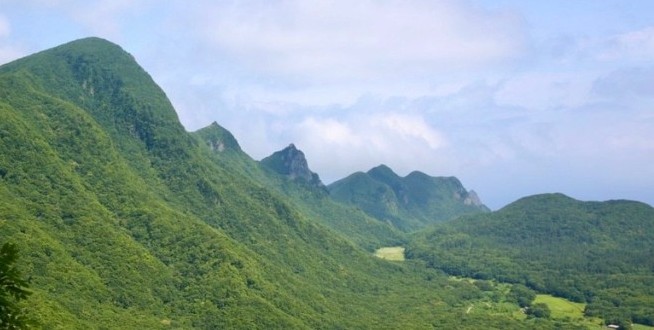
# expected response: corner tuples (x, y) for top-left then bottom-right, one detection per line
(374, 247), (405, 261)
(534, 294), (585, 320)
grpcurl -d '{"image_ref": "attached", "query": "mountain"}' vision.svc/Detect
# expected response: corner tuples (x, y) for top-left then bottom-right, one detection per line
(328, 164), (489, 231)
(0, 37), (560, 329)
(260, 143), (325, 189)
(194, 127), (405, 251)
(194, 121), (242, 153)
(408, 193), (654, 326)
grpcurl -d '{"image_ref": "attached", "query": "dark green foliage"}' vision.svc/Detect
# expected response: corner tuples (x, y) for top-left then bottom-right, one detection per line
(328, 164), (489, 231)
(0, 242), (31, 329)
(509, 284), (536, 308)
(527, 303), (551, 319)
(409, 193), (654, 326)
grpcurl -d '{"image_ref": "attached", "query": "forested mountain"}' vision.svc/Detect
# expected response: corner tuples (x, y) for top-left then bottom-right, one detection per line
(328, 164), (489, 231)
(0, 37), (569, 329)
(2, 37), (652, 330)
(194, 124), (405, 251)
(408, 193), (654, 327)
(260, 144), (325, 189)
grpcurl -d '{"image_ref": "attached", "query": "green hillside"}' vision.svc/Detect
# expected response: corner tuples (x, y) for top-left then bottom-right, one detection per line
(0, 37), (577, 329)
(328, 164), (489, 231)
(192, 124), (405, 251)
(408, 193), (654, 327)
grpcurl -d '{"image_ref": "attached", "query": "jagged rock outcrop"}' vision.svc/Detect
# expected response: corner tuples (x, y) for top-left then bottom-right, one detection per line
(260, 144), (324, 188)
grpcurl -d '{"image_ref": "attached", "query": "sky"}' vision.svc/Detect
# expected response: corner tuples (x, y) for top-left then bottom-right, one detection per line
(1, 0), (653, 209)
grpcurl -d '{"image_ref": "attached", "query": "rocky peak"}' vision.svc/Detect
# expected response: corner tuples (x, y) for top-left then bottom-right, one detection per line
(193, 121), (241, 153)
(260, 144), (324, 187)
(463, 190), (484, 207)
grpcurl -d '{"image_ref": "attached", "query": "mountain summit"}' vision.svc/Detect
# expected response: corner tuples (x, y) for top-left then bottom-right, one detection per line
(328, 165), (489, 231)
(260, 143), (324, 188)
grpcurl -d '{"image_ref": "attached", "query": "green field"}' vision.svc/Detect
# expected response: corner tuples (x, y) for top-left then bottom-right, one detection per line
(374, 247), (405, 261)
(534, 294), (606, 328)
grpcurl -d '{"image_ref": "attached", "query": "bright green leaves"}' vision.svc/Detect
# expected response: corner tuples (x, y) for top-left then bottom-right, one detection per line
(0, 242), (31, 329)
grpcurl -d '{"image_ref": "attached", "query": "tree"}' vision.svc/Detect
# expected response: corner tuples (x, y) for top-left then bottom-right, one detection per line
(526, 303), (551, 319)
(509, 284), (536, 308)
(0, 242), (31, 329)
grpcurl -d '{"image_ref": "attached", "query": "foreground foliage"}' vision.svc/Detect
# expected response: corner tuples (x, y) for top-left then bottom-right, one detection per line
(0, 242), (31, 329)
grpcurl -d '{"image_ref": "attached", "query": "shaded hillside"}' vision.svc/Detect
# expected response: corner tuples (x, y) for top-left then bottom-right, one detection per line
(408, 193), (654, 326)
(329, 164), (489, 231)
(0, 37), (563, 329)
(192, 130), (405, 251)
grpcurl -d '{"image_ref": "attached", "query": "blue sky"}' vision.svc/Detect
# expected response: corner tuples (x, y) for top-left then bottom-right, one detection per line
(1, 0), (653, 209)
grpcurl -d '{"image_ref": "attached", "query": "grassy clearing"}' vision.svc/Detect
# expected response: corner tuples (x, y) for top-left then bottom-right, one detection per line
(534, 294), (585, 319)
(633, 324), (654, 330)
(374, 247), (405, 261)
(534, 294), (607, 329)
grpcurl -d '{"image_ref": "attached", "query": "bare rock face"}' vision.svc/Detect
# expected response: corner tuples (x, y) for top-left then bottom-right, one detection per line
(260, 144), (324, 188)
(464, 190), (484, 207)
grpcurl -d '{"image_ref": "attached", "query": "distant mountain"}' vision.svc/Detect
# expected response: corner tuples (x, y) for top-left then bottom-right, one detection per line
(261, 143), (325, 189)
(194, 131), (405, 251)
(408, 193), (654, 326)
(328, 164), (489, 231)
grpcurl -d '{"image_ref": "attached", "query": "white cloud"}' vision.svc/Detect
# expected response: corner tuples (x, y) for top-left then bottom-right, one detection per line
(591, 66), (654, 99)
(0, 15), (10, 38)
(598, 26), (654, 61)
(68, 0), (152, 40)
(0, 15), (26, 65)
(242, 110), (450, 182)
(197, 0), (525, 82)
(495, 71), (595, 110)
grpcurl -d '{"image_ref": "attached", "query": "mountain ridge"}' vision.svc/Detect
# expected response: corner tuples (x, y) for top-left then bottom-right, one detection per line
(328, 164), (489, 231)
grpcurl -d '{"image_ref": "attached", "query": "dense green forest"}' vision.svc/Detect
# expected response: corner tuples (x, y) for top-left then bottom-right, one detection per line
(328, 164), (489, 231)
(0, 37), (652, 329)
(408, 193), (654, 328)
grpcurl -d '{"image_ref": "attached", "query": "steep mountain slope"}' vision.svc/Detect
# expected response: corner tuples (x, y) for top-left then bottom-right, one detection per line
(329, 164), (489, 231)
(0, 37), (559, 329)
(260, 143), (325, 189)
(408, 193), (654, 326)
(194, 129), (405, 250)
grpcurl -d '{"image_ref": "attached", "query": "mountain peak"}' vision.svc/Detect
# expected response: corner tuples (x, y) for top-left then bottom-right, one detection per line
(261, 144), (324, 188)
(367, 164), (399, 179)
(193, 121), (241, 153)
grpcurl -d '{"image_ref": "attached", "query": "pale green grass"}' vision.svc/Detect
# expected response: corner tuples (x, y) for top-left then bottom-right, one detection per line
(374, 247), (405, 261)
(633, 324), (654, 330)
(534, 294), (606, 329)
(534, 294), (585, 319)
